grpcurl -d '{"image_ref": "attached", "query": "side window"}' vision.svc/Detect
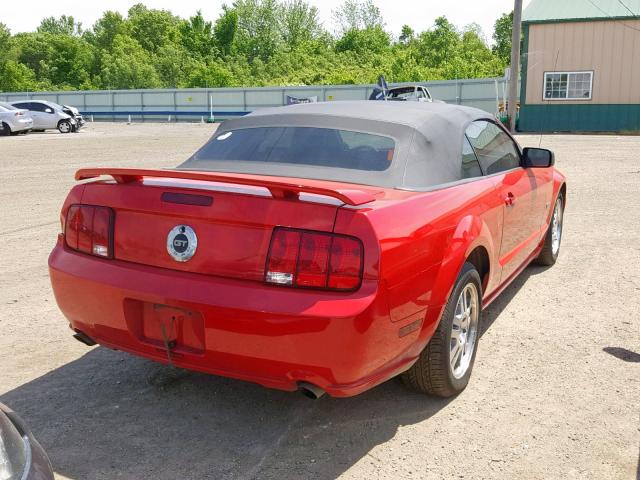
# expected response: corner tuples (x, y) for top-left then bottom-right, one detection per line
(30, 103), (47, 112)
(13, 102), (29, 110)
(465, 121), (520, 175)
(461, 135), (483, 179)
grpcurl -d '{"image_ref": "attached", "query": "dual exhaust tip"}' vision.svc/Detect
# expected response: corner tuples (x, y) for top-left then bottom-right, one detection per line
(72, 327), (326, 399)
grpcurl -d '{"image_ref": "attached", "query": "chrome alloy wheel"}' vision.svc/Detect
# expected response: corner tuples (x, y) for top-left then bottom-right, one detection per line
(551, 197), (563, 256)
(450, 283), (479, 379)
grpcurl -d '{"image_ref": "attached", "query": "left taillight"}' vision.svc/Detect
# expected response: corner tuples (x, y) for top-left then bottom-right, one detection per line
(64, 204), (114, 258)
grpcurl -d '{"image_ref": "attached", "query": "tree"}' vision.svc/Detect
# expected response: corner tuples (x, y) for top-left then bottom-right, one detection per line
(154, 44), (194, 87)
(179, 11), (218, 59)
(231, 0), (283, 61)
(87, 11), (129, 51)
(281, 0), (323, 48)
(214, 7), (238, 56)
(127, 4), (181, 53)
(492, 12), (513, 66)
(335, 26), (390, 54)
(399, 25), (414, 44)
(100, 35), (161, 89)
(0, 60), (38, 91)
(0, 3), (511, 92)
(37, 15), (81, 36)
(0, 23), (11, 49)
(186, 62), (234, 87)
(332, 0), (384, 35)
(416, 16), (460, 69)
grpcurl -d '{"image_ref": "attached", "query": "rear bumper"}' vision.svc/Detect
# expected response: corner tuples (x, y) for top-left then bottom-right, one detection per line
(49, 240), (429, 397)
(8, 118), (33, 132)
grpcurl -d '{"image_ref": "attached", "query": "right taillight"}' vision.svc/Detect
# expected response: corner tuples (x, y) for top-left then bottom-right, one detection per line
(65, 204), (114, 258)
(265, 227), (363, 291)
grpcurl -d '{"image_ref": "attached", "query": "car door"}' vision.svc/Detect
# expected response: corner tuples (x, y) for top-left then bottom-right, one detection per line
(33, 102), (57, 129)
(466, 120), (542, 282)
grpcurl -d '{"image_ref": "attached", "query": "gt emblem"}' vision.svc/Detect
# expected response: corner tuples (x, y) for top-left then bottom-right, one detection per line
(167, 225), (197, 262)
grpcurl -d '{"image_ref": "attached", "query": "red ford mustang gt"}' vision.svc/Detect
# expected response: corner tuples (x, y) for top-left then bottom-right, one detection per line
(49, 101), (566, 398)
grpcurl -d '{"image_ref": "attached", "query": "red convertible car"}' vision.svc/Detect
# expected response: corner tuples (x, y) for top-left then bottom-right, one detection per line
(49, 102), (565, 398)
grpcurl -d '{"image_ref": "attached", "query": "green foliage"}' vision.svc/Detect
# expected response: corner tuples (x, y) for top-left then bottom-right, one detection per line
(214, 7), (238, 56)
(492, 12), (513, 66)
(399, 25), (414, 45)
(37, 15), (82, 36)
(335, 26), (390, 55)
(333, 0), (384, 34)
(100, 35), (161, 89)
(179, 11), (218, 59)
(0, 1), (511, 92)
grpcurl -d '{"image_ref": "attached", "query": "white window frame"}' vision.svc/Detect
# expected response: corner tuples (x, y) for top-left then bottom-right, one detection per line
(543, 71), (594, 101)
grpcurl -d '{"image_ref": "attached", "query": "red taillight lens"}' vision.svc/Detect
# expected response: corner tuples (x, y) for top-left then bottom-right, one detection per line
(297, 232), (331, 287)
(328, 236), (363, 290)
(64, 204), (113, 258)
(265, 227), (363, 291)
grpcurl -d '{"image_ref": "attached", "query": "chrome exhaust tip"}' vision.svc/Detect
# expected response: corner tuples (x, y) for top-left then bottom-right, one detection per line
(298, 382), (325, 399)
(72, 329), (97, 347)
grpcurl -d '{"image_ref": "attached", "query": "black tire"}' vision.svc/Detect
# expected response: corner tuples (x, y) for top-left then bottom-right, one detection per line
(535, 193), (564, 266)
(58, 120), (72, 134)
(1, 122), (12, 136)
(401, 262), (482, 397)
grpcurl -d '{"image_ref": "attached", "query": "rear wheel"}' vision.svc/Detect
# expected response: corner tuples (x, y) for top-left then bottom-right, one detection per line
(58, 120), (72, 133)
(1, 122), (11, 136)
(401, 262), (482, 397)
(535, 193), (564, 266)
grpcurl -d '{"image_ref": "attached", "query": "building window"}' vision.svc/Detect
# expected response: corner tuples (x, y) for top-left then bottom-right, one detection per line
(544, 71), (593, 100)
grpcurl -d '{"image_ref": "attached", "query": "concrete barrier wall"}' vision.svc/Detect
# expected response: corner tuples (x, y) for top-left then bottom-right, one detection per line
(0, 77), (509, 122)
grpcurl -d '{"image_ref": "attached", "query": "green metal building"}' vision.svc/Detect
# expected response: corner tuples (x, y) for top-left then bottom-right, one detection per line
(518, 0), (640, 132)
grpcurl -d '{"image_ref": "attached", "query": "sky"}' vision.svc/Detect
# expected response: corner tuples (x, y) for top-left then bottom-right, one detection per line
(0, 0), (531, 42)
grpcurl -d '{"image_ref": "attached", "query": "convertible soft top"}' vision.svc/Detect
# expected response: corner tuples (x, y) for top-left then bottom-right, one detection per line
(180, 101), (493, 190)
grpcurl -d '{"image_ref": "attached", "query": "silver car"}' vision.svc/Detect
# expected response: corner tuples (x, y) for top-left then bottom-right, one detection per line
(0, 102), (33, 135)
(10, 100), (76, 133)
(0, 403), (54, 479)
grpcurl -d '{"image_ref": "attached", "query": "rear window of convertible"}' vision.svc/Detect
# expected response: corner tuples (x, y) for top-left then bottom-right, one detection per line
(185, 127), (395, 172)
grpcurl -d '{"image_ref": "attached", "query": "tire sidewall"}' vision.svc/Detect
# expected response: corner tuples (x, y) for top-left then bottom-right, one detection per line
(440, 263), (483, 392)
(58, 120), (71, 133)
(549, 193), (564, 262)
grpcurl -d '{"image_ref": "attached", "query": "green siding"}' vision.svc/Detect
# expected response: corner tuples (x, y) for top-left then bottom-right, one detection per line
(518, 104), (640, 132)
(523, 0), (640, 24)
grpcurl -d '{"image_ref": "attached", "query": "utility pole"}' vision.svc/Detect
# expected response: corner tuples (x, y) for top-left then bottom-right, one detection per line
(508, 0), (523, 133)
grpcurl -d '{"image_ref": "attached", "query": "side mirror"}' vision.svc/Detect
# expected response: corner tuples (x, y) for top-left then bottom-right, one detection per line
(45, 108), (53, 113)
(523, 147), (554, 168)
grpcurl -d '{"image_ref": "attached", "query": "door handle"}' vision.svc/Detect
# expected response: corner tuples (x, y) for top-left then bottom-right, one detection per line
(505, 192), (515, 207)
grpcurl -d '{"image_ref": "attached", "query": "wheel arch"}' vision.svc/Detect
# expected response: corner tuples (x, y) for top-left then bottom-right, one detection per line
(430, 214), (497, 310)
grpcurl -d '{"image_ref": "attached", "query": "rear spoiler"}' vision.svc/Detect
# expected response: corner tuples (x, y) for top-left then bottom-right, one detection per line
(75, 168), (376, 206)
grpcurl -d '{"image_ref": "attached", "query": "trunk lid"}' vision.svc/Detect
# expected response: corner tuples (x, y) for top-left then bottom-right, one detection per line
(78, 168), (380, 282)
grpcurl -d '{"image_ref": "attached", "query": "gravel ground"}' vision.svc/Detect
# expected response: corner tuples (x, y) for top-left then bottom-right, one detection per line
(0, 123), (638, 480)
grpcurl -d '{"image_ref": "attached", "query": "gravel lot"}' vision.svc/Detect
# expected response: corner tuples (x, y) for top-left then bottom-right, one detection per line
(0, 123), (638, 480)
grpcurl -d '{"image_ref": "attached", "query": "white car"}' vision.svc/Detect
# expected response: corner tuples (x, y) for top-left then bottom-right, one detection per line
(10, 100), (76, 133)
(386, 85), (433, 102)
(0, 102), (33, 135)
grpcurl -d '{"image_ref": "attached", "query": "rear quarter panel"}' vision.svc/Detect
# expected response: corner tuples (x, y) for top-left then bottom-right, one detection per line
(335, 176), (503, 354)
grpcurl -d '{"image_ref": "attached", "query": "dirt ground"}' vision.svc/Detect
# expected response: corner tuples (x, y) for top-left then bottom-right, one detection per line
(0, 123), (638, 480)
